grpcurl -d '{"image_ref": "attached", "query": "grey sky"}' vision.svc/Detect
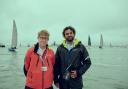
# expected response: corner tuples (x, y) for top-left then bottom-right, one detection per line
(0, 0), (128, 46)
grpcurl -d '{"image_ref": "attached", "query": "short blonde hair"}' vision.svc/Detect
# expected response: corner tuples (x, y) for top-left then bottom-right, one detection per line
(38, 29), (50, 40)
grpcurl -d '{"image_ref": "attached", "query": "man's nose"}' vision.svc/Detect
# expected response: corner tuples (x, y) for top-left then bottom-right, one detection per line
(68, 33), (72, 36)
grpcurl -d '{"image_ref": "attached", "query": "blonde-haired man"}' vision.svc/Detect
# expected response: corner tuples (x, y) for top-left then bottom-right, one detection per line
(24, 29), (55, 89)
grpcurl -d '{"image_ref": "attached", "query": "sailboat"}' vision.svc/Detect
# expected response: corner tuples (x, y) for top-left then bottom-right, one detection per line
(8, 20), (18, 52)
(88, 35), (91, 46)
(99, 34), (103, 48)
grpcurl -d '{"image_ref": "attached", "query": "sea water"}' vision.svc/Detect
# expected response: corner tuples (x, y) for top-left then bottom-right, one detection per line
(0, 46), (128, 89)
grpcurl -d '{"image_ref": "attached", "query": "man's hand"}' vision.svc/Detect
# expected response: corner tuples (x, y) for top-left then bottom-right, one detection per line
(70, 70), (77, 78)
(55, 83), (60, 88)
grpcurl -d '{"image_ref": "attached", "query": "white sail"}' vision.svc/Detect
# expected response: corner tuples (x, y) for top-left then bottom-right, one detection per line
(99, 34), (103, 48)
(11, 20), (17, 48)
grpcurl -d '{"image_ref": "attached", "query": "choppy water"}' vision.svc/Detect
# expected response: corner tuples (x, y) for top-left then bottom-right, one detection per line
(0, 46), (128, 89)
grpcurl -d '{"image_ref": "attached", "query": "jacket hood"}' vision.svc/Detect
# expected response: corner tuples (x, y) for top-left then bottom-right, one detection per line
(62, 39), (81, 48)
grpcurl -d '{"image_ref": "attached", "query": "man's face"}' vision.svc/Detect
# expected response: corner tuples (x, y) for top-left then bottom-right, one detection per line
(38, 34), (48, 48)
(64, 29), (75, 42)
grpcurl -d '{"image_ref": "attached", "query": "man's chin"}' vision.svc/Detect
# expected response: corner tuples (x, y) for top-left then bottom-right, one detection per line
(67, 39), (73, 42)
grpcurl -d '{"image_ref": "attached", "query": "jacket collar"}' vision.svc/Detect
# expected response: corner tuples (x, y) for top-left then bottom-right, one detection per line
(34, 43), (48, 53)
(62, 38), (80, 48)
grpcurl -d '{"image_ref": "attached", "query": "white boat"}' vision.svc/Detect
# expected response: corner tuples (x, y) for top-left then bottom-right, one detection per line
(8, 20), (18, 52)
(99, 34), (103, 48)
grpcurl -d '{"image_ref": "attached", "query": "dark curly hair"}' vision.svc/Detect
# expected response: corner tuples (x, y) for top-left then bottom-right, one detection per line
(62, 26), (76, 37)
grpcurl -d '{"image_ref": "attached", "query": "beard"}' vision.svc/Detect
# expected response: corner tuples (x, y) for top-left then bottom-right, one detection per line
(66, 36), (74, 42)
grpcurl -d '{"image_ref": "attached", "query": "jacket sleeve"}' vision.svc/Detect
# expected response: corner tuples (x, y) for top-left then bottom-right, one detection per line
(77, 45), (91, 76)
(23, 48), (32, 76)
(54, 47), (61, 83)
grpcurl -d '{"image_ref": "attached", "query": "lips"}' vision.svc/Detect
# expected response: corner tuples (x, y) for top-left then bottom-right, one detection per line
(68, 36), (73, 39)
(67, 37), (74, 41)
